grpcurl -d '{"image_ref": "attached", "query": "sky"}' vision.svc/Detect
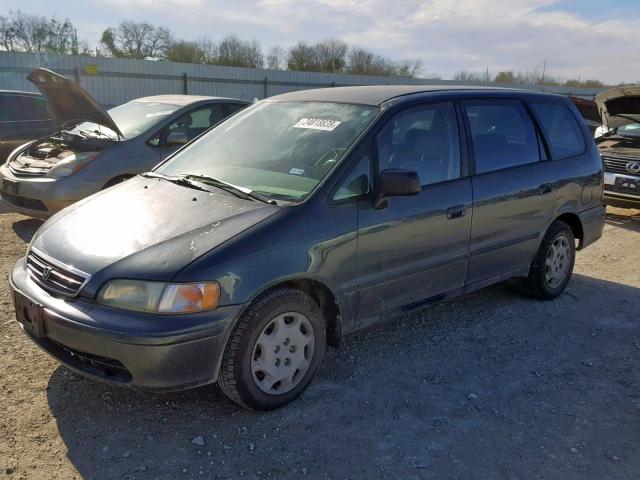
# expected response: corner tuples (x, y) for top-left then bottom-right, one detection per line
(3, 0), (640, 84)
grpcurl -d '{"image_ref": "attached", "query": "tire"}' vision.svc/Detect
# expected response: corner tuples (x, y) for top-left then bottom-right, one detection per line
(520, 220), (575, 300)
(218, 287), (326, 410)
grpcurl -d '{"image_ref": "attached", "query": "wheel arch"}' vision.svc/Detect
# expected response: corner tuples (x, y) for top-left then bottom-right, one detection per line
(102, 174), (135, 190)
(238, 275), (344, 349)
(554, 212), (584, 249)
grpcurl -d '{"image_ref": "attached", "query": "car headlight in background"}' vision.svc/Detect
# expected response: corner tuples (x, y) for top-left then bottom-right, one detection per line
(97, 279), (220, 314)
(46, 151), (100, 178)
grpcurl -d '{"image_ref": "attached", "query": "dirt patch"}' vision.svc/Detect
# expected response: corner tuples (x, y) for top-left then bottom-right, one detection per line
(1, 207), (639, 479)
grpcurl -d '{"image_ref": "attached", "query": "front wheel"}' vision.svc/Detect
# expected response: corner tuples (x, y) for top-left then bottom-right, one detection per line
(218, 288), (326, 410)
(520, 220), (575, 300)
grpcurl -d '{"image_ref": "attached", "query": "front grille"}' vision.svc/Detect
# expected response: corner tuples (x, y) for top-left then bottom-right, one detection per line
(26, 249), (90, 297)
(8, 163), (50, 177)
(602, 155), (640, 176)
(0, 191), (47, 211)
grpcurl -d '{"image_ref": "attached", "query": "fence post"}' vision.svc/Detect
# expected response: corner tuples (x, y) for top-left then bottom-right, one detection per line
(182, 73), (188, 94)
(74, 66), (80, 84)
(263, 77), (268, 98)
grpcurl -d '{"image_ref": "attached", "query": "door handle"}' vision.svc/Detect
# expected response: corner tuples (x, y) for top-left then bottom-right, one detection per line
(539, 183), (553, 195)
(446, 205), (466, 219)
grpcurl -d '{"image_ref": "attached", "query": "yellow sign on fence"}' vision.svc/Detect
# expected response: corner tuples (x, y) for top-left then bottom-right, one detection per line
(85, 64), (99, 75)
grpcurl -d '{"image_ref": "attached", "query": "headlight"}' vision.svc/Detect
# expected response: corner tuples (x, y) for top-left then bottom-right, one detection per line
(97, 279), (220, 314)
(46, 152), (100, 178)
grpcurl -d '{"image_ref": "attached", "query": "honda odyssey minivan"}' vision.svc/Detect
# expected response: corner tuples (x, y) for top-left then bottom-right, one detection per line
(10, 85), (605, 410)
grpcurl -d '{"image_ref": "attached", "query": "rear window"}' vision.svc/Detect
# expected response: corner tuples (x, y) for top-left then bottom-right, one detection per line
(463, 100), (541, 174)
(530, 102), (585, 159)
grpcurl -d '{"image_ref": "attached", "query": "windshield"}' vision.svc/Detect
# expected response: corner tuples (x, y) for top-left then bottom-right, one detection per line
(71, 101), (181, 140)
(616, 123), (640, 137)
(156, 101), (379, 200)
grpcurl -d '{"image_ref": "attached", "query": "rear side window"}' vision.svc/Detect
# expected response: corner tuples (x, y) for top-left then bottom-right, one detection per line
(463, 100), (540, 174)
(529, 102), (585, 159)
(0, 95), (50, 122)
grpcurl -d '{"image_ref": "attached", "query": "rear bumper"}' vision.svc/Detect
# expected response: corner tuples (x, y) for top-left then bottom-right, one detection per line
(577, 205), (606, 250)
(10, 258), (242, 391)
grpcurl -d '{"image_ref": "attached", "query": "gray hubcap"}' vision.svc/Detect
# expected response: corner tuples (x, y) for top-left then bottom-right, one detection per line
(545, 234), (571, 288)
(251, 312), (315, 395)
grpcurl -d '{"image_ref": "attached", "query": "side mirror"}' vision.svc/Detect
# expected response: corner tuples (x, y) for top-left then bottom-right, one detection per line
(166, 131), (188, 146)
(375, 168), (421, 209)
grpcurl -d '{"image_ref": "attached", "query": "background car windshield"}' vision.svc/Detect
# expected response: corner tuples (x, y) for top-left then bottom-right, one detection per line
(617, 123), (640, 136)
(157, 101), (379, 200)
(73, 101), (180, 139)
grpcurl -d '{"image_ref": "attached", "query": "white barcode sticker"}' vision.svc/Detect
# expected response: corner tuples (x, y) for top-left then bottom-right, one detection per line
(294, 118), (342, 131)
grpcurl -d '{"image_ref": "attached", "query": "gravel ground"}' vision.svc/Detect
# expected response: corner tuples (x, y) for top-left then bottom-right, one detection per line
(1, 203), (639, 480)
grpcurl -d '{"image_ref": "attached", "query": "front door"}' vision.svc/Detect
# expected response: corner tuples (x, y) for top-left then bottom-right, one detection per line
(355, 101), (473, 323)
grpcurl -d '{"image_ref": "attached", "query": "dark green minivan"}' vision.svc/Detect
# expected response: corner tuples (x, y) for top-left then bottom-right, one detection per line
(10, 86), (605, 410)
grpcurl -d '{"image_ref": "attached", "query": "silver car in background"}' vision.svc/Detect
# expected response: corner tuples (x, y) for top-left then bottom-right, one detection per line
(0, 68), (249, 218)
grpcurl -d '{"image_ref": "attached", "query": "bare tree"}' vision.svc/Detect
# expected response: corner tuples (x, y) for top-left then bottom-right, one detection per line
(453, 70), (485, 82)
(347, 48), (400, 76)
(197, 37), (217, 64)
(0, 11), (79, 54)
(395, 59), (422, 78)
(266, 45), (286, 70)
(100, 21), (172, 59)
(287, 41), (318, 71)
(166, 40), (204, 63)
(0, 15), (18, 51)
(211, 35), (263, 68)
(315, 38), (348, 73)
(494, 70), (515, 83)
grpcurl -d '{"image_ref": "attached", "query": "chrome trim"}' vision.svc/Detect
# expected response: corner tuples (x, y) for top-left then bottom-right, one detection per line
(604, 172), (640, 185)
(27, 246), (92, 297)
(604, 189), (640, 200)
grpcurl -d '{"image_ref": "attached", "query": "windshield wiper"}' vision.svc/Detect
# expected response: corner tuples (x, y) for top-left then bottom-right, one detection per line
(183, 174), (277, 205)
(142, 172), (211, 193)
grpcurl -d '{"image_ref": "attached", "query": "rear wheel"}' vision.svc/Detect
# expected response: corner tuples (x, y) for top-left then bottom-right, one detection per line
(520, 220), (575, 300)
(218, 288), (326, 410)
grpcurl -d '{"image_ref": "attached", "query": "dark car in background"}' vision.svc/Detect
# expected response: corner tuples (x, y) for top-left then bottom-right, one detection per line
(0, 90), (56, 163)
(595, 86), (640, 209)
(0, 69), (250, 218)
(10, 85), (605, 410)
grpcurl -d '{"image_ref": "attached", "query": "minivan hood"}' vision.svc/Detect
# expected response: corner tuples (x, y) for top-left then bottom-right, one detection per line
(30, 176), (278, 281)
(27, 68), (123, 137)
(595, 86), (640, 129)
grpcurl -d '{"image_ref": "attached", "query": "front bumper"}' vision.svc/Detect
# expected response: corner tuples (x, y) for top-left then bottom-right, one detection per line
(0, 163), (102, 218)
(604, 172), (640, 209)
(10, 258), (242, 391)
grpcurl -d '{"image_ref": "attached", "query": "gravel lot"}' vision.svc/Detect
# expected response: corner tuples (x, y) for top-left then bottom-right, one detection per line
(1, 203), (639, 480)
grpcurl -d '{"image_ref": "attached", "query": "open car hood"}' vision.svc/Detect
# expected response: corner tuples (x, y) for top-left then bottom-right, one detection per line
(595, 86), (640, 130)
(27, 68), (123, 137)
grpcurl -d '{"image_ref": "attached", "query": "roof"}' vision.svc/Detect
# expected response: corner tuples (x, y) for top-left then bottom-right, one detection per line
(267, 85), (523, 106)
(133, 94), (249, 106)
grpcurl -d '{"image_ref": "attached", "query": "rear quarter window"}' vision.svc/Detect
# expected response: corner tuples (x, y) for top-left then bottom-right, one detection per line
(529, 102), (585, 159)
